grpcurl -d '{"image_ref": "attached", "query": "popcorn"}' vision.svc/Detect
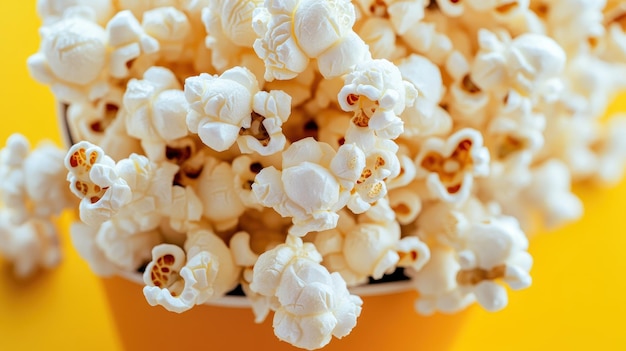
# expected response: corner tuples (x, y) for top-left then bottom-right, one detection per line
(202, 0), (263, 72)
(123, 67), (188, 160)
(250, 235), (362, 350)
(196, 156), (246, 231)
(185, 67), (259, 152)
(106, 10), (160, 79)
(315, 206), (430, 286)
(65, 141), (179, 230)
(252, 0), (371, 80)
(411, 247), (474, 315)
(471, 29), (566, 100)
(0, 214), (61, 278)
(252, 138), (365, 236)
(36, 0), (115, 26)
(27, 12), (109, 103)
(142, 7), (192, 62)
(338, 58), (417, 140)
(22, 1), (626, 348)
(143, 228), (241, 312)
(185, 67), (290, 155)
(0, 134), (76, 277)
(414, 128), (490, 204)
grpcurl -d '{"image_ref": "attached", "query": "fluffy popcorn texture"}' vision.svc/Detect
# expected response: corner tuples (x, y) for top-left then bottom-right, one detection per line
(315, 207), (430, 286)
(124, 67), (189, 160)
(338, 58), (417, 140)
(37, 0), (115, 25)
(252, 0), (371, 80)
(65, 141), (179, 231)
(471, 30), (566, 100)
(142, 7), (192, 62)
(250, 236), (362, 350)
(143, 229), (241, 312)
(22, 1), (626, 349)
(203, 0), (263, 72)
(456, 216), (532, 311)
(252, 138), (365, 236)
(415, 128), (490, 204)
(27, 12), (109, 103)
(0, 134), (75, 277)
(411, 248), (474, 315)
(185, 67), (259, 152)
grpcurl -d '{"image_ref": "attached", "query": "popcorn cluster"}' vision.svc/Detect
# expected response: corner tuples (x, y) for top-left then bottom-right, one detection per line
(0, 134), (75, 277)
(4, 0), (626, 349)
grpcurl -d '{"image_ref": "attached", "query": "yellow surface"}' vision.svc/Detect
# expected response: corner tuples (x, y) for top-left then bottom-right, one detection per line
(1, 2), (626, 350)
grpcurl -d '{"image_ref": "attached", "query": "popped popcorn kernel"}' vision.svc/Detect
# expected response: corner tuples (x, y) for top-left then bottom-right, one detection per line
(143, 228), (241, 312)
(252, 0), (370, 80)
(184, 66), (260, 152)
(250, 235), (362, 350)
(415, 128), (490, 203)
(338, 59), (417, 140)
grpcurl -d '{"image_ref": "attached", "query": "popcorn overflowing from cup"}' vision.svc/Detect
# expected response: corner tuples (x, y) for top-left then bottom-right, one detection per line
(2, 0), (626, 349)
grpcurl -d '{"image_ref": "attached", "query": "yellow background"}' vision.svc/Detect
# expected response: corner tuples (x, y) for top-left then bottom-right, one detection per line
(1, 2), (626, 350)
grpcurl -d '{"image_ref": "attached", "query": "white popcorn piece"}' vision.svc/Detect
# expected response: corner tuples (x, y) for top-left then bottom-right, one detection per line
(0, 213), (61, 278)
(600, 5), (626, 62)
(0, 139), (30, 216)
(416, 201), (470, 249)
(338, 59), (418, 140)
(264, 65), (316, 108)
(123, 66), (188, 160)
(231, 155), (272, 209)
(400, 19), (454, 66)
(95, 221), (162, 272)
(143, 228), (241, 313)
(252, 138), (364, 236)
(106, 10), (160, 79)
(456, 215), (532, 312)
(520, 160), (583, 229)
(317, 208), (429, 285)
(184, 67), (259, 152)
(355, 17), (405, 60)
(229, 231), (277, 323)
(250, 235), (362, 350)
(65, 141), (131, 226)
(543, 0), (605, 54)
(196, 156), (246, 231)
(142, 7), (192, 62)
(27, 12), (109, 103)
(37, 0), (115, 26)
(471, 29), (566, 101)
(167, 185), (203, 233)
(411, 247), (474, 315)
(252, 0), (370, 80)
(414, 128), (490, 204)
(397, 54), (449, 138)
(345, 137), (400, 214)
(203, 0), (263, 72)
(237, 90), (292, 156)
(387, 187), (422, 225)
(66, 87), (123, 146)
(354, 0), (429, 35)
(22, 143), (77, 219)
(65, 141), (179, 230)
(444, 51), (491, 129)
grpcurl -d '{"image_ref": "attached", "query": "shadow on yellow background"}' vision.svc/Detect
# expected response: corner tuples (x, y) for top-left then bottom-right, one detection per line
(1, 2), (626, 351)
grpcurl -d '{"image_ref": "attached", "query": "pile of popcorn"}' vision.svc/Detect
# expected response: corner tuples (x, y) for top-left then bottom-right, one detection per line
(2, 0), (626, 349)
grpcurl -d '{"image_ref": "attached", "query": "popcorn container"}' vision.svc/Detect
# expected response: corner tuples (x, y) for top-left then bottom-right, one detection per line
(12, 0), (626, 350)
(57, 103), (470, 350)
